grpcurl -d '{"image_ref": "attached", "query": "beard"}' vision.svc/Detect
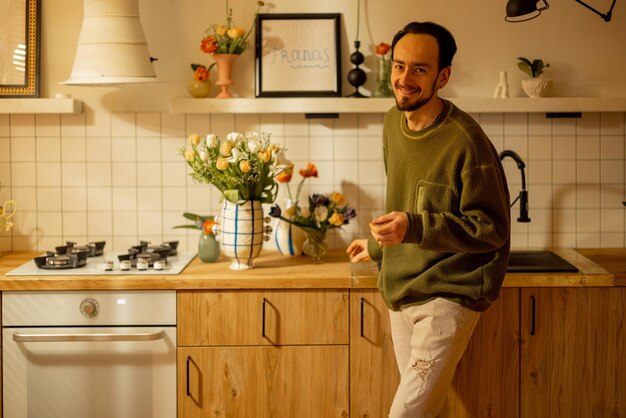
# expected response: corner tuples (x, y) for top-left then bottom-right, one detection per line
(394, 78), (438, 112)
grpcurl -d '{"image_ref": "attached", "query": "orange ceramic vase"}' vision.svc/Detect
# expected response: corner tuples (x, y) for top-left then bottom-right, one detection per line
(212, 54), (239, 98)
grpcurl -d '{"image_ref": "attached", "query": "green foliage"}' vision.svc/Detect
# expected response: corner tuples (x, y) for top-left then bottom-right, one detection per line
(517, 57), (550, 78)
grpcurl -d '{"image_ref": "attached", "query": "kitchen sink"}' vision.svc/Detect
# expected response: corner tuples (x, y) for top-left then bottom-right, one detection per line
(507, 250), (579, 272)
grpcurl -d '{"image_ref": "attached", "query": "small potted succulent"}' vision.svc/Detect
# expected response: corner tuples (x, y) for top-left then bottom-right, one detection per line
(517, 57), (551, 98)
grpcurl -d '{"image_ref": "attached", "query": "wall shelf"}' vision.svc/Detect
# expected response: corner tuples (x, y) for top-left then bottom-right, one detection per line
(0, 98), (83, 114)
(170, 97), (626, 114)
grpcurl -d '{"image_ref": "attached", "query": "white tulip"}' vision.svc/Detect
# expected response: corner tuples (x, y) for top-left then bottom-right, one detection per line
(314, 206), (328, 224)
(205, 134), (219, 148)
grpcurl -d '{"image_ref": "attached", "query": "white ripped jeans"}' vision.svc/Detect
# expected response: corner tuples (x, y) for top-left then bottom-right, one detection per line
(388, 297), (480, 418)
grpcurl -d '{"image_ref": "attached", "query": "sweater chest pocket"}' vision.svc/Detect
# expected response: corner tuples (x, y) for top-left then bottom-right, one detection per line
(415, 180), (458, 214)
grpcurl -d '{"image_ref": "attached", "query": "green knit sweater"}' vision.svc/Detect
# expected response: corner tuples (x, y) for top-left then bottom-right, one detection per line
(368, 99), (511, 312)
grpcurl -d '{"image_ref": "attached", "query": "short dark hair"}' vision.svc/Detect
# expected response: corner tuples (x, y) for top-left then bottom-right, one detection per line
(391, 22), (457, 70)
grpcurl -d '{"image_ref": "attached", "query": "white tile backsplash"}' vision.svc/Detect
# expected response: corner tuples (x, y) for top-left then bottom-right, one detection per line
(1, 110), (625, 252)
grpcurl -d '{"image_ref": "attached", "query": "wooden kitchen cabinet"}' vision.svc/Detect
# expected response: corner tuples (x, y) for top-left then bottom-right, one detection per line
(449, 287), (520, 418)
(351, 288), (519, 418)
(350, 290), (400, 418)
(520, 287), (626, 418)
(177, 290), (350, 418)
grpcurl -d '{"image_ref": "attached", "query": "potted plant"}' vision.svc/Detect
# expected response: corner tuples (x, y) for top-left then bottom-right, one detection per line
(517, 57), (551, 98)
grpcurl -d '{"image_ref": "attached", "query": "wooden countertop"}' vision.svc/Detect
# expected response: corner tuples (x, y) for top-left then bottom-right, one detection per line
(0, 248), (621, 291)
(576, 248), (626, 286)
(0, 250), (352, 291)
(350, 248), (614, 288)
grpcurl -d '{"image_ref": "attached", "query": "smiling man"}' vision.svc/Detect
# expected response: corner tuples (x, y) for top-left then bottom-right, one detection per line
(347, 22), (511, 418)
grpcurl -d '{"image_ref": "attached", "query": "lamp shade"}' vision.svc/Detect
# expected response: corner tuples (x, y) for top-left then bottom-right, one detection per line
(61, 0), (157, 85)
(505, 0), (549, 22)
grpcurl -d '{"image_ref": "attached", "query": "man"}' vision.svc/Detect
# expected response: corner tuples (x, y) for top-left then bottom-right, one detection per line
(347, 22), (510, 418)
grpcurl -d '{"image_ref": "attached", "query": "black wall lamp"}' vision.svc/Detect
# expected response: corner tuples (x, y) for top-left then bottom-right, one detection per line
(505, 0), (618, 22)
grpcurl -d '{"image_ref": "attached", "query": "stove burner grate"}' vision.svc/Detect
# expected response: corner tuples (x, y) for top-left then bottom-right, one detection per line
(34, 253), (88, 270)
(33, 241), (106, 270)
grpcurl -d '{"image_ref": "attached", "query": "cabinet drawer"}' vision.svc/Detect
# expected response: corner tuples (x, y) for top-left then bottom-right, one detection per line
(178, 290), (349, 346)
(179, 346), (349, 418)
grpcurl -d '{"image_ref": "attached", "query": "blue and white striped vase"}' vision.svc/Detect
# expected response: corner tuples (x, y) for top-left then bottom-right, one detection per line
(273, 199), (305, 257)
(217, 200), (266, 270)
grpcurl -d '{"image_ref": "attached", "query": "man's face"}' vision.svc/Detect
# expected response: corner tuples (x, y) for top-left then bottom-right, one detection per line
(391, 33), (449, 112)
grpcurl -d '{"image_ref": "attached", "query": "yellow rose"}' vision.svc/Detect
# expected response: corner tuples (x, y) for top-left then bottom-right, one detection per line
(215, 25), (228, 36)
(188, 134), (201, 145)
(330, 192), (347, 206)
(220, 141), (233, 156)
(227, 26), (246, 39)
(216, 158), (229, 170)
(239, 160), (251, 173)
(329, 213), (345, 226)
(258, 150), (271, 162)
(184, 149), (196, 162)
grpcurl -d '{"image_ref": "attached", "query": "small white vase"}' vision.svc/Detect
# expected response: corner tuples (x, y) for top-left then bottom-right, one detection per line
(271, 199), (305, 256)
(217, 200), (265, 270)
(521, 78), (552, 98)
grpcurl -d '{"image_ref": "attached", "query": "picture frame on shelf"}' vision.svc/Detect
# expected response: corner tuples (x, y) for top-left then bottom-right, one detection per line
(0, 0), (41, 98)
(255, 13), (342, 98)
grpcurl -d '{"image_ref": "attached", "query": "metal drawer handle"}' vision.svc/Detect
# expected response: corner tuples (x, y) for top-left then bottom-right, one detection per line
(13, 330), (165, 342)
(360, 297), (365, 337)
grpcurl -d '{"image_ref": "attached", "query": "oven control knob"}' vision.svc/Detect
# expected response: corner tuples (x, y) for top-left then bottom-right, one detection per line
(79, 298), (100, 318)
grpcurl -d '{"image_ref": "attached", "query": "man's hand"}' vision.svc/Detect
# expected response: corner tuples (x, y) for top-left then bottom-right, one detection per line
(346, 239), (371, 263)
(369, 211), (408, 247)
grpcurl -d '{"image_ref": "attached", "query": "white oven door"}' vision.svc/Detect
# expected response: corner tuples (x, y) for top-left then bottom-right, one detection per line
(3, 326), (176, 418)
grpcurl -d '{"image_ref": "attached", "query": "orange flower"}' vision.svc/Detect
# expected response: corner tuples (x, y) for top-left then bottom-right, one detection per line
(276, 164), (294, 183)
(299, 162), (318, 178)
(200, 36), (218, 54)
(193, 66), (209, 81)
(239, 160), (251, 173)
(202, 218), (217, 235)
(376, 42), (391, 56)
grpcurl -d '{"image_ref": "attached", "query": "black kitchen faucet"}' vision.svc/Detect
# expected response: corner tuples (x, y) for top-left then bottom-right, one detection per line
(499, 150), (531, 222)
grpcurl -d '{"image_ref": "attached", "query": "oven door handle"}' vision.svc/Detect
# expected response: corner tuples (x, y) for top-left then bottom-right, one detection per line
(13, 330), (165, 342)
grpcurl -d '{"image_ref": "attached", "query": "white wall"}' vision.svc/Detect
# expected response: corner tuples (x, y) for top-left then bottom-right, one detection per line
(44, 0), (626, 109)
(1, 0), (625, 254)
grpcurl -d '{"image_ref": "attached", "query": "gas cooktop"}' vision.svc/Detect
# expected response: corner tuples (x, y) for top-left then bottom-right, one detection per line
(5, 240), (197, 276)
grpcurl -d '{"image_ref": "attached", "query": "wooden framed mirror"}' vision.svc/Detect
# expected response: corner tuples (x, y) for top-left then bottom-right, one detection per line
(0, 0), (41, 97)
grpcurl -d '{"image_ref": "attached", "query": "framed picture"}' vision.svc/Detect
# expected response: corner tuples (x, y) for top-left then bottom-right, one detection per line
(255, 13), (341, 98)
(0, 0), (41, 97)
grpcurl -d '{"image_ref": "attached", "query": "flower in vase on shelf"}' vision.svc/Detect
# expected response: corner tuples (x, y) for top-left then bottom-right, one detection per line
(187, 63), (216, 98)
(181, 132), (291, 204)
(373, 41), (393, 98)
(200, 0), (265, 56)
(269, 192), (357, 262)
(173, 213), (221, 263)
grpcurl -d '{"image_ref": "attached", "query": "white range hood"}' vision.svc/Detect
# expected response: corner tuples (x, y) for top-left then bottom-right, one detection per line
(61, 0), (157, 86)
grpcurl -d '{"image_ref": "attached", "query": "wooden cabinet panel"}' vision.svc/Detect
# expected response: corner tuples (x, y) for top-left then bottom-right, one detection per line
(179, 346), (349, 418)
(449, 288), (520, 418)
(350, 290), (400, 418)
(520, 288), (626, 418)
(350, 289), (520, 418)
(178, 290), (349, 346)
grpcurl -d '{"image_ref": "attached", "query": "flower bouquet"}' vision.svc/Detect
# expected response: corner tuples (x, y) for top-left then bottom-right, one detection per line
(181, 131), (291, 204)
(199, 0), (265, 56)
(269, 192), (357, 262)
(181, 131), (291, 270)
(194, 0), (266, 97)
(272, 163), (318, 256)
